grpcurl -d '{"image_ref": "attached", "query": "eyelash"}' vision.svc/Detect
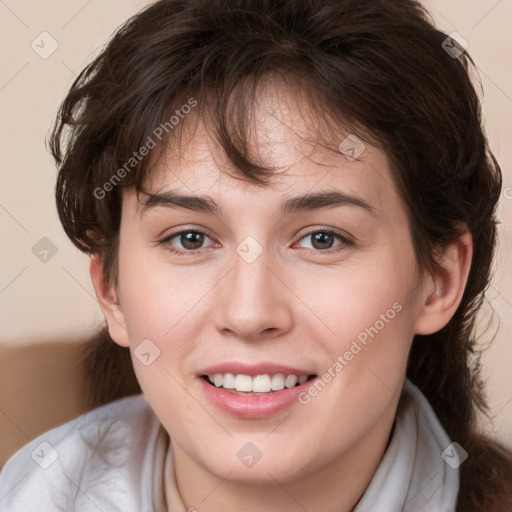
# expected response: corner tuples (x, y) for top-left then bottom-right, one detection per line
(159, 228), (353, 257)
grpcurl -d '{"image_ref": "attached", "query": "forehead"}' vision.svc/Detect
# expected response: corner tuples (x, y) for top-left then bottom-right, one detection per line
(141, 79), (398, 214)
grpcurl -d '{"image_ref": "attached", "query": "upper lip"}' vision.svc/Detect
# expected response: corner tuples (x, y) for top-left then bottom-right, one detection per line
(197, 362), (317, 377)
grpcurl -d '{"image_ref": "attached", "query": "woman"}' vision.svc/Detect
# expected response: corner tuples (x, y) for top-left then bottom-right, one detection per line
(1, 0), (511, 510)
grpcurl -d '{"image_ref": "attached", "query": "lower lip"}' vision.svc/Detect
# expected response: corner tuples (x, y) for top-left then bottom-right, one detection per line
(198, 377), (316, 418)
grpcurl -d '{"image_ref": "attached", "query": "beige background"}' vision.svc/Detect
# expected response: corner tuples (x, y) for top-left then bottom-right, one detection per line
(1, 0), (511, 464)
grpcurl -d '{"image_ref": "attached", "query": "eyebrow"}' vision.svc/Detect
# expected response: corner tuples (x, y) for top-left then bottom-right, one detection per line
(140, 190), (377, 217)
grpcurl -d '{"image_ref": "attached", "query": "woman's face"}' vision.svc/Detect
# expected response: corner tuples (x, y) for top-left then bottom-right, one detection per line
(108, 83), (431, 486)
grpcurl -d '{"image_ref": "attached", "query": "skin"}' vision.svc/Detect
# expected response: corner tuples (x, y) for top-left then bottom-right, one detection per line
(90, 80), (472, 512)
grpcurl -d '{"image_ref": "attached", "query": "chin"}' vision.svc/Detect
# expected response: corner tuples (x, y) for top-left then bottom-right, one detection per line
(195, 440), (318, 485)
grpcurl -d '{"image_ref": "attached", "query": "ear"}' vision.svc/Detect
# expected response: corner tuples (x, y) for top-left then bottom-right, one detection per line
(414, 232), (473, 335)
(89, 254), (130, 347)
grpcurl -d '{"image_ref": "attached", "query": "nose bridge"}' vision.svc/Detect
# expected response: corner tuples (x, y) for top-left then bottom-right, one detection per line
(214, 236), (291, 338)
(233, 245), (271, 302)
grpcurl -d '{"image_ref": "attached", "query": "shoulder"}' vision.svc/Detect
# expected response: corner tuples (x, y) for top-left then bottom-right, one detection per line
(0, 394), (162, 512)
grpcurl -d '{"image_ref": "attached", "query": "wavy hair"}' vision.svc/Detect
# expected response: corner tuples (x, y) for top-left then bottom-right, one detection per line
(50, 0), (512, 509)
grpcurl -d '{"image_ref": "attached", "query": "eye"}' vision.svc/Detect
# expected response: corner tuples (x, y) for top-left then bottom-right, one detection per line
(159, 228), (353, 257)
(296, 230), (352, 253)
(161, 230), (217, 255)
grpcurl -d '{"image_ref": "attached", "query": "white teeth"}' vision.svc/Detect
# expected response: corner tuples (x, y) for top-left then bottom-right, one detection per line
(271, 373), (285, 391)
(207, 373), (311, 393)
(214, 374), (223, 387)
(234, 374), (253, 392)
(223, 373), (235, 389)
(285, 375), (298, 388)
(253, 375), (272, 393)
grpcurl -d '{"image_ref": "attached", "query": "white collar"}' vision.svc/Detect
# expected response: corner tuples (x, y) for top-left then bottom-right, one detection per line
(354, 379), (459, 511)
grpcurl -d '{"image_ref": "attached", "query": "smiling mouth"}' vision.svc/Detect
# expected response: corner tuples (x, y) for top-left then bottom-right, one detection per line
(203, 373), (317, 395)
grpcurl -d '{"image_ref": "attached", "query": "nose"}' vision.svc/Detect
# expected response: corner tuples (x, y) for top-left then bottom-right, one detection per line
(213, 245), (293, 341)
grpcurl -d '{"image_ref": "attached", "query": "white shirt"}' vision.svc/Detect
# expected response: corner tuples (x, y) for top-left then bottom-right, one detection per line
(0, 379), (459, 511)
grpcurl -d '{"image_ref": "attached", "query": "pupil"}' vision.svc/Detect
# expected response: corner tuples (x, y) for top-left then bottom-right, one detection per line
(312, 232), (333, 250)
(182, 232), (203, 249)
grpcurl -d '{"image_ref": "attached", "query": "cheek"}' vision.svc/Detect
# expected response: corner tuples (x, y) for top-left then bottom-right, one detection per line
(301, 246), (420, 395)
(117, 246), (208, 338)
(306, 256), (417, 345)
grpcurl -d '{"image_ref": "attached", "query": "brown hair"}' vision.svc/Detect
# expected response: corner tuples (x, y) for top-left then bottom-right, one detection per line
(50, 0), (512, 509)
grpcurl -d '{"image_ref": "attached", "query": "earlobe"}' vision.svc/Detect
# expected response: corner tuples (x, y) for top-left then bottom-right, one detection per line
(414, 232), (473, 335)
(89, 254), (130, 348)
